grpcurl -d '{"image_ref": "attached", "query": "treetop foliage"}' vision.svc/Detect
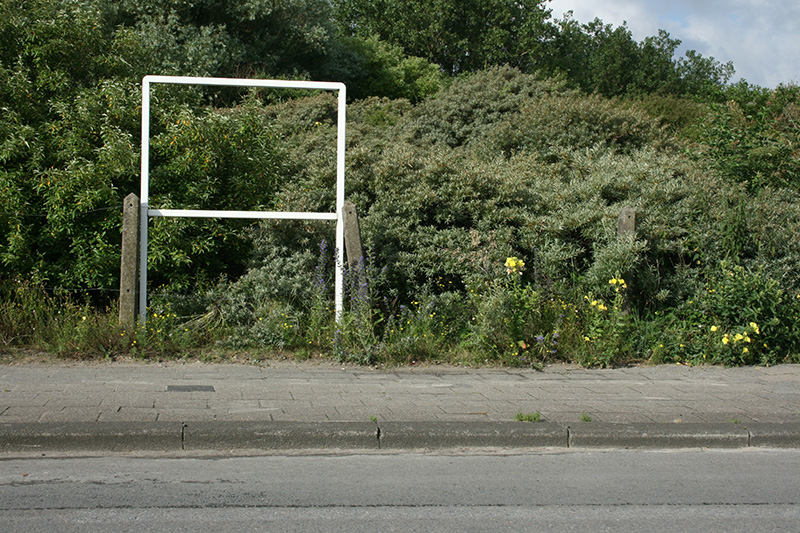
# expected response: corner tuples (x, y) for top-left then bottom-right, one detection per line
(1, 0), (796, 298)
(334, 0), (736, 98)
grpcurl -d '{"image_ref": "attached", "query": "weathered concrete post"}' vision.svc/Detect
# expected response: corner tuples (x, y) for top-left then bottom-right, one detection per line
(617, 206), (636, 240)
(343, 200), (364, 268)
(119, 193), (140, 328)
(617, 206), (636, 314)
(342, 200), (368, 298)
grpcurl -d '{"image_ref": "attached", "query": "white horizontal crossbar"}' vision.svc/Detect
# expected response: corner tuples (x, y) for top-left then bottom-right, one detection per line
(144, 75), (345, 92)
(149, 209), (338, 221)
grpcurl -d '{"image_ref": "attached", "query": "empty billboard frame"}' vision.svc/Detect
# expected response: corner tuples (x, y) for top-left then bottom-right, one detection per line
(139, 75), (346, 323)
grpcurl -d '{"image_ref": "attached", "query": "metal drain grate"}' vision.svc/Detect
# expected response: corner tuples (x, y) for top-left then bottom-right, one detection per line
(167, 385), (215, 392)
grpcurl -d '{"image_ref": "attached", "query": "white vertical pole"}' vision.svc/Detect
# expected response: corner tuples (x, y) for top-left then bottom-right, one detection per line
(138, 77), (151, 323)
(335, 85), (347, 321)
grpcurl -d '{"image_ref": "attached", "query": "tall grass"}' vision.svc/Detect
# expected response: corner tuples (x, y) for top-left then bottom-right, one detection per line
(1, 280), (123, 358)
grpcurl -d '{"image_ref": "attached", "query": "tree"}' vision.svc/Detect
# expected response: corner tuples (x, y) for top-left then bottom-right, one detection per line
(101, 0), (340, 80)
(677, 49), (735, 100)
(0, 0), (121, 288)
(634, 30), (682, 95)
(546, 13), (733, 99)
(336, 35), (446, 102)
(333, 0), (555, 75)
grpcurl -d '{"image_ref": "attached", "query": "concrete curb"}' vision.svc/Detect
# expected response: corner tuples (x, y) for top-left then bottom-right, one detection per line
(183, 422), (380, 451)
(2, 421), (800, 453)
(377, 421), (566, 449)
(567, 423), (750, 449)
(747, 423), (800, 448)
(0, 422), (179, 452)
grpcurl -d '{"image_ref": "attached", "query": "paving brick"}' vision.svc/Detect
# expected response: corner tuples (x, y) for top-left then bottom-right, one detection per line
(98, 407), (159, 422)
(39, 407), (101, 422)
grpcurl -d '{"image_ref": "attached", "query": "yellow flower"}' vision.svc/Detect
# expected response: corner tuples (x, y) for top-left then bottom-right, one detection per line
(710, 325), (718, 332)
(722, 336), (730, 345)
(749, 322), (760, 334)
(505, 257), (524, 269)
(505, 256), (525, 274)
(609, 277), (627, 290)
(734, 333), (744, 342)
(598, 304), (608, 311)
(743, 347), (749, 354)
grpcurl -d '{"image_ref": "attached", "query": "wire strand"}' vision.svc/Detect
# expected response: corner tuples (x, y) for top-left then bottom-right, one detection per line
(0, 206), (118, 218)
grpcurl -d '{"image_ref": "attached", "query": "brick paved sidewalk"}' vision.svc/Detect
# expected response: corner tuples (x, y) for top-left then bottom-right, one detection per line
(3, 361), (799, 426)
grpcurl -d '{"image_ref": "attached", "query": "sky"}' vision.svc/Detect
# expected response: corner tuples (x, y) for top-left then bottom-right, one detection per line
(546, 0), (799, 88)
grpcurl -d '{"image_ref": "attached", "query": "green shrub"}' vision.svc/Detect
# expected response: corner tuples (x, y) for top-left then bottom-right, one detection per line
(690, 82), (800, 190)
(633, 94), (709, 132)
(332, 255), (386, 365)
(651, 263), (800, 366)
(339, 35), (447, 103)
(576, 276), (634, 368)
(371, 290), (465, 364)
(465, 256), (570, 366)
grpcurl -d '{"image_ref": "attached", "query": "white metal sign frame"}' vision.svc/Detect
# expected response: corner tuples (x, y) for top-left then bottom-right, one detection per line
(139, 75), (346, 323)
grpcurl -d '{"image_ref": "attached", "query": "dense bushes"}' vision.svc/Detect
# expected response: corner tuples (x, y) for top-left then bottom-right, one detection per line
(3, 3), (799, 366)
(690, 81), (800, 190)
(190, 68), (800, 366)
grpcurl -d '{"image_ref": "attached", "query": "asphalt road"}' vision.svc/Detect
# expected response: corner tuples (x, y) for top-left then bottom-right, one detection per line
(2, 449), (799, 531)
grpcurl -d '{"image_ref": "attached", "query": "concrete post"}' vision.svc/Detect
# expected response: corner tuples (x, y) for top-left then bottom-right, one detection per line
(343, 201), (364, 268)
(342, 200), (369, 301)
(616, 206), (636, 315)
(119, 193), (140, 328)
(617, 206), (636, 240)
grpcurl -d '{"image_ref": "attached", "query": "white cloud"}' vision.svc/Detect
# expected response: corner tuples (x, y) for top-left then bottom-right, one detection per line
(547, 0), (661, 38)
(545, 0), (800, 87)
